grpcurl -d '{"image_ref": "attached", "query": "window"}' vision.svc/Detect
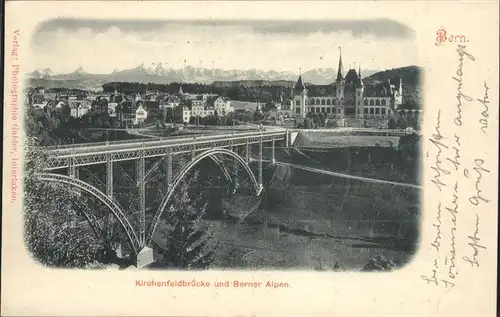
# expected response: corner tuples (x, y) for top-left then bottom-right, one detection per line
(316, 98), (320, 105)
(381, 99), (386, 106)
(337, 108), (341, 113)
(357, 101), (360, 105)
(333, 99), (337, 105)
(370, 108), (374, 114)
(327, 107), (331, 113)
(321, 99), (326, 105)
(310, 99), (315, 105)
(311, 107), (315, 113)
(357, 91), (360, 97)
(295, 107), (301, 114)
(357, 108), (360, 114)
(370, 99), (374, 106)
(381, 108), (386, 115)
(295, 100), (300, 106)
(364, 99), (368, 105)
(364, 108), (368, 114)
(375, 108), (380, 115)
(321, 107), (325, 113)
(327, 99), (331, 105)
(375, 99), (380, 106)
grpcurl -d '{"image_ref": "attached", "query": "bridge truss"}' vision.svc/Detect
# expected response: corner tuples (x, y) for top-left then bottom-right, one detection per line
(37, 131), (284, 267)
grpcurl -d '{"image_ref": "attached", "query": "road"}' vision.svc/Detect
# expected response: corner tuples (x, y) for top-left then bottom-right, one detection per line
(46, 129), (286, 157)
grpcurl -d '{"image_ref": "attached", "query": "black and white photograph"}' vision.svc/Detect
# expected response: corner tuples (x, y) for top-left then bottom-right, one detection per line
(23, 18), (423, 271)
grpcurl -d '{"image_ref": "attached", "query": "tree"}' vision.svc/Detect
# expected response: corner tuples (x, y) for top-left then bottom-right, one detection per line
(23, 138), (107, 268)
(263, 102), (275, 112)
(153, 170), (218, 269)
(214, 110), (221, 125)
(303, 117), (314, 129)
(253, 109), (265, 122)
(387, 117), (397, 129)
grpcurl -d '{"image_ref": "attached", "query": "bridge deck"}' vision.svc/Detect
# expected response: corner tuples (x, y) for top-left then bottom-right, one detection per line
(42, 130), (286, 170)
(40, 128), (416, 170)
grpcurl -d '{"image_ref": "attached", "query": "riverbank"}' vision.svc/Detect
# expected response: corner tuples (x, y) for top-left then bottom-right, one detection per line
(207, 219), (414, 270)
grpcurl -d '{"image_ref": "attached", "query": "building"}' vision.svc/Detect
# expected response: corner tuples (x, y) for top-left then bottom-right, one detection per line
(117, 101), (135, 127)
(70, 102), (92, 118)
(174, 105), (192, 123)
(213, 96), (234, 115)
(292, 49), (403, 120)
(108, 91), (124, 117)
(134, 104), (148, 125)
(190, 99), (205, 117)
(164, 96), (181, 108)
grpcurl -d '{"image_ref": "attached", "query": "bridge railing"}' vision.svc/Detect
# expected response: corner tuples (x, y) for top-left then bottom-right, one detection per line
(288, 128), (407, 133)
(42, 128), (269, 150)
(287, 128), (418, 136)
(43, 129), (282, 152)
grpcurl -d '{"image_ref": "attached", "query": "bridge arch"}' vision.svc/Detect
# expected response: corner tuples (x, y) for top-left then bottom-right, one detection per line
(146, 147), (261, 244)
(34, 173), (141, 252)
(145, 155), (231, 183)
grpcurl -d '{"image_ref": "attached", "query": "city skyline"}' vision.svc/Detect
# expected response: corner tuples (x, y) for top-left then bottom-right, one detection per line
(32, 19), (419, 74)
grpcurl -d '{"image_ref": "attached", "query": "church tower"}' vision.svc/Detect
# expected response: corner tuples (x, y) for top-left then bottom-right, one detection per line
(335, 47), (345, 117)
(292, 68), (308, 118)
(355, 64), (364, 118)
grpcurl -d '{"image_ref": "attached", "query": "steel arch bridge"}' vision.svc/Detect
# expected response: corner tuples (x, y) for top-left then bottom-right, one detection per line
(37, 130), (285, 267)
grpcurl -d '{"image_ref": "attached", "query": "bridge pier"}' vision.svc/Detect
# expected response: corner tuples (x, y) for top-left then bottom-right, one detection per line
(68, 157), (79, 178)
(271, 137), (276, 165)
(135, 246), (154, 268)
(68, 158), (81, 196)
(106, 153), (114, 239)
(245, 139), (250, 163)
(166, 148), (173, 191)
(68, 166), (79, 178)
(258, 135), (263, 188)
(106, 154), (113, 198)
(136, 151), (146, 246)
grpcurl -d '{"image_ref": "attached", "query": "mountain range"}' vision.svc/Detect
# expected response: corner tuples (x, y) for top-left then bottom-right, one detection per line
(27, 63), (383, 88)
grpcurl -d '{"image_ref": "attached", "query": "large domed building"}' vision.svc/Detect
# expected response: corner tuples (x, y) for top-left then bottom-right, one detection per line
(291, 48), (404, 120)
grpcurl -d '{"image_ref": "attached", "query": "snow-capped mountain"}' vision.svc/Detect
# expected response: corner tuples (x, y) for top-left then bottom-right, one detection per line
(27, 68), (53, 79)
(26, 63), (382, 87)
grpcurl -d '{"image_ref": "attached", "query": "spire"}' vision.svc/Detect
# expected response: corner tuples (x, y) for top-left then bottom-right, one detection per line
(357, 63), (364, 88)
(179, 85), (183, 95)
(336, 46), (344, 82)
(294, 68), (306, 94)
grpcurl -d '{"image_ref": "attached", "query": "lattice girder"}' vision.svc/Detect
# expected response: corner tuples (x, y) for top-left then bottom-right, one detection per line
(42, 131), (285, 170)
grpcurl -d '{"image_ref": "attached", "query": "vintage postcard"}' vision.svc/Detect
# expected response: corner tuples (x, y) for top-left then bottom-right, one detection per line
(2, 1), (498, 316)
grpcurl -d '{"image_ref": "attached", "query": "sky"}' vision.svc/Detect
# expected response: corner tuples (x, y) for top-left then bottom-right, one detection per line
(31, 19), (418, 74)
